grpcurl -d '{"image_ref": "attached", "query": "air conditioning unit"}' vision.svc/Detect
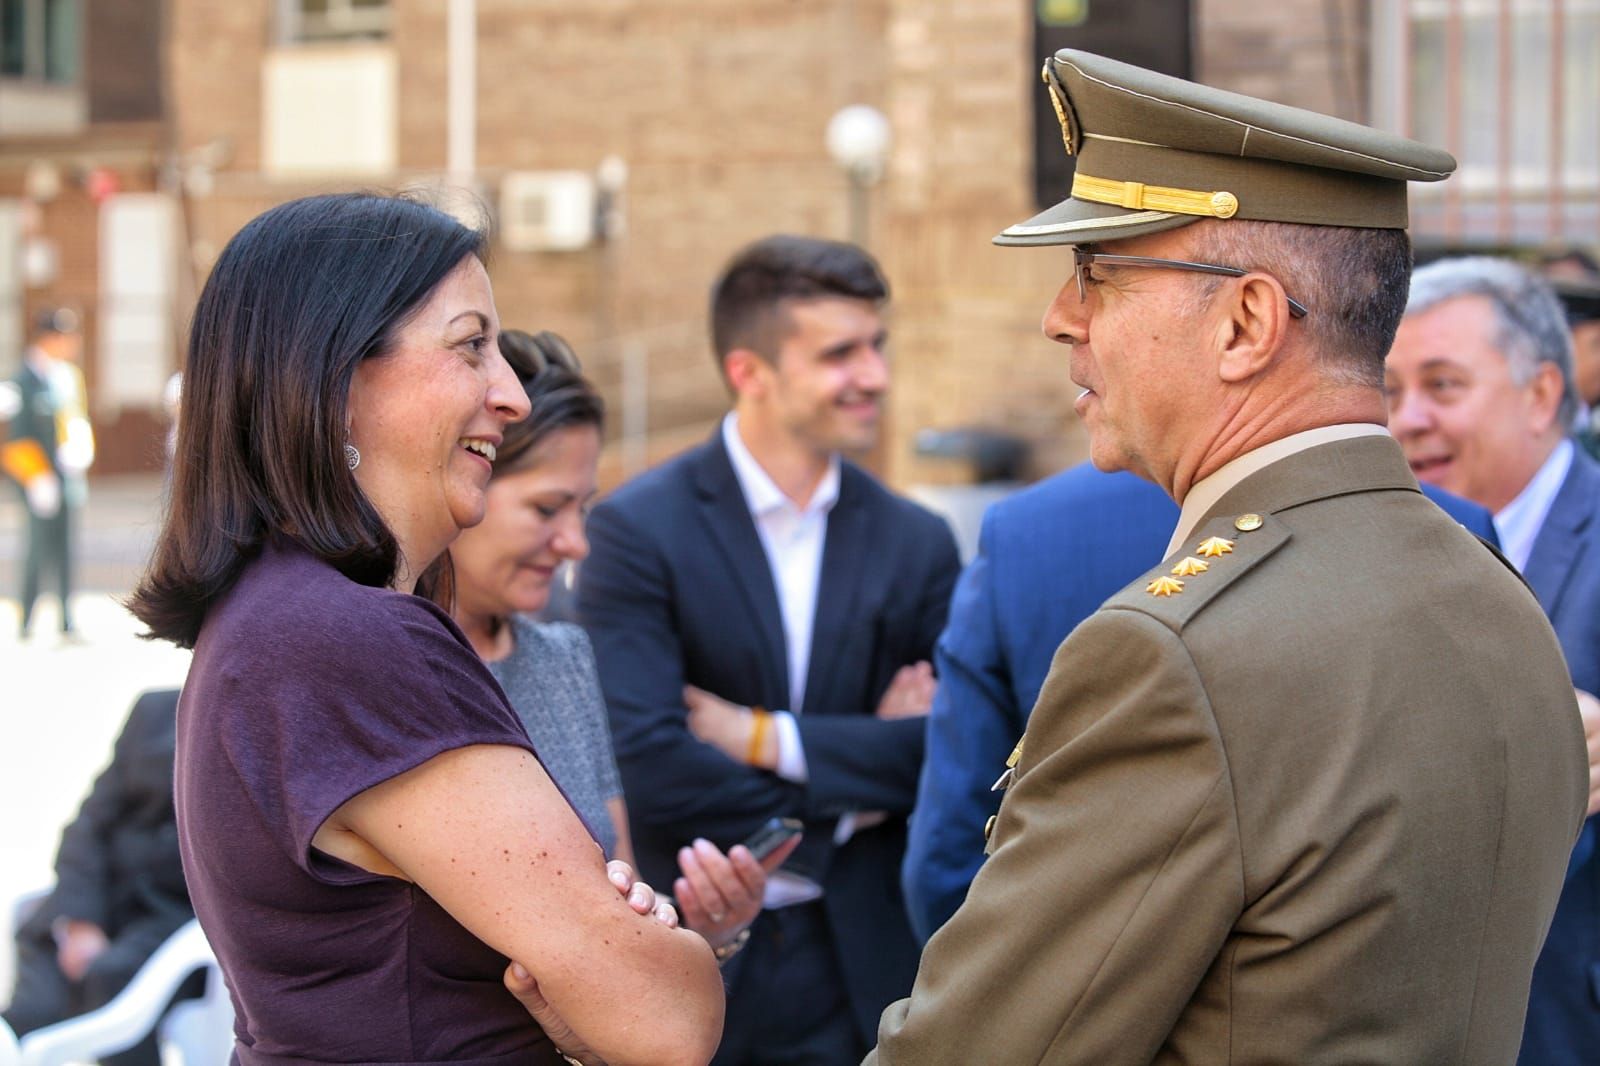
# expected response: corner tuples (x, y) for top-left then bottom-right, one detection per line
(499, 171), (598, 252)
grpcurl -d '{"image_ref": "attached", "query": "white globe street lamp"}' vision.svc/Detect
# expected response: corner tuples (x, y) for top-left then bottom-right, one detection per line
(827, 105), (891, 246)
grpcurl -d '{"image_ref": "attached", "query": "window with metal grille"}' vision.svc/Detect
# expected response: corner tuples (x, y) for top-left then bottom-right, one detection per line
(1373, 0), (1600, 245)
(279, 0), (391, 44)
(0, 0), (77, 84)
(1032, 0), (1193, 211)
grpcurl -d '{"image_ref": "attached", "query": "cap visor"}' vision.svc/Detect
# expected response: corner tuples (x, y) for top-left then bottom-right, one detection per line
(994, 196), (1198, 247)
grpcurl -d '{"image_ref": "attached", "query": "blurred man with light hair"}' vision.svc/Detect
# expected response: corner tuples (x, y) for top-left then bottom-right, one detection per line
(1386, 255), (1600, 1066)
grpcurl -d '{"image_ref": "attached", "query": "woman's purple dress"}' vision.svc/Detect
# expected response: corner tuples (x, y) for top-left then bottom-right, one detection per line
(176, 539), (561, 1065)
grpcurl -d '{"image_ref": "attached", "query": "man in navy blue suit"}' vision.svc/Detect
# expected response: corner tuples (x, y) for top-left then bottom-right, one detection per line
(903, 461), (1501, 942)
(1386, 256), (1600, 1066)
(581, 236), (960, 1064)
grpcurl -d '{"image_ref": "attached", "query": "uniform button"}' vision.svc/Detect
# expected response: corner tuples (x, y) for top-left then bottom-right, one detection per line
(1234, 513), (1264, 532)
(984, 814), (998, 841)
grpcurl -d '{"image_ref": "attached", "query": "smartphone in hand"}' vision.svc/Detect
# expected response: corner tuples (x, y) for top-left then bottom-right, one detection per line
(740, 817), (803, 862)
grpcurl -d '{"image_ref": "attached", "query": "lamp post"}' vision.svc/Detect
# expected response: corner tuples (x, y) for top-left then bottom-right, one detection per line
(447, 0), (476, 190)
(826, 105), (891, 248)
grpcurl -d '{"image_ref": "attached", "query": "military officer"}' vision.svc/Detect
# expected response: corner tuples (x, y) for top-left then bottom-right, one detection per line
(4, 308), (93, 639)
(866, 51), (1587, 1065)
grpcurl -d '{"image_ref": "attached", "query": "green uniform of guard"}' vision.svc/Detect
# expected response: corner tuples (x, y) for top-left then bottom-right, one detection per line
(867, 51), (1587, 1065)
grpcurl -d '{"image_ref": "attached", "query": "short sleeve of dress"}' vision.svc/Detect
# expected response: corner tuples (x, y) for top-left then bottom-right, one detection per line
(210, 583), (533, 885)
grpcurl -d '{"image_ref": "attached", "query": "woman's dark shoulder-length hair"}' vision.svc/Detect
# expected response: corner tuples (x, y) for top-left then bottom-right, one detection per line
(129, 192), (486, 648)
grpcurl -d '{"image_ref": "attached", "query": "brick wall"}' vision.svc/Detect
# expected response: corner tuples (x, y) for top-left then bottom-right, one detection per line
(1198, 0), (1369, 120)
(0, 138), (166, 474)
(165, 0), (1351, 490)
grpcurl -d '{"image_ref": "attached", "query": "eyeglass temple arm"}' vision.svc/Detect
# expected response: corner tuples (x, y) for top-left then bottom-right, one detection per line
(1084, 253), (1309, 319)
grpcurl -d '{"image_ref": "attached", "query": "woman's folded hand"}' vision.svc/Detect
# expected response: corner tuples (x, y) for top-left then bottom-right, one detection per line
(607, 858), (679, 927)
(503, 857), (682, 1064)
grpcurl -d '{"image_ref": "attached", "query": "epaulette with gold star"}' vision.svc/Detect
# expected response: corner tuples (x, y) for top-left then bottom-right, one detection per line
(1109, 511), (1290, 628)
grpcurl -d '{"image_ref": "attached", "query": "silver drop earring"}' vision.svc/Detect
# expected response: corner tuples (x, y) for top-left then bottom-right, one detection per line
(344, 442), (361, 470)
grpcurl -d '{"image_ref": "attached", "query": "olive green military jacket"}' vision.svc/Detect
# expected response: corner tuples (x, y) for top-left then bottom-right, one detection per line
(870, 436), (1587, 1065)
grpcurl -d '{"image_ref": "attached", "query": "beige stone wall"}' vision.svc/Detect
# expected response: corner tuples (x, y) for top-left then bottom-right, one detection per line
(881, 0), (1083, 485)
(468, 0), (897, 484)
(164, 0), (1357, 490)
(1198, 0), (1369, 120)
(168, 1), (271, 176)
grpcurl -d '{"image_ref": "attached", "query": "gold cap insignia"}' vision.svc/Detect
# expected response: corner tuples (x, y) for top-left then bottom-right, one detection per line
(1146, 575), (1185, 597)
(1042, 62), (1078, 155)
(1197, 536), (1235, 558)
(1171, 556), (1209, 577)
(1234, 513), (1264, 532)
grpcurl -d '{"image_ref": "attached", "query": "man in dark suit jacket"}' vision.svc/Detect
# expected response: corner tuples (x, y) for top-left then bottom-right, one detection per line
(903, 463), (1501, 942)
(3, 689), (192, 1066)
(581, 236), (960, 1064)
(1387, 255), (1600, 1066)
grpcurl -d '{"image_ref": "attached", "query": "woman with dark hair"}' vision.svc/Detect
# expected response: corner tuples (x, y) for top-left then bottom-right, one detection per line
(449, 329), (798, 961)
(131, 193), (723, 1066)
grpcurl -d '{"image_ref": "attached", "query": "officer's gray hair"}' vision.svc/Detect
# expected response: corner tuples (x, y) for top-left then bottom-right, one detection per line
(1406, 256), (1577, 428)
(1185, 219), (1413, 389)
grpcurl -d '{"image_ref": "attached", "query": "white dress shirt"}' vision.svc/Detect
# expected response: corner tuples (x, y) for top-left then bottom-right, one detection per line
(1494, 438), (1574, 574)
(722, 414), (839, 775)
(1165, 424), (1392, 558)
(722, 414), (841, 906)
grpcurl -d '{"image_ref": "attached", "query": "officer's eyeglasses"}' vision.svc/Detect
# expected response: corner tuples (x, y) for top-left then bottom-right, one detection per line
(1072, 247), (1310, 319)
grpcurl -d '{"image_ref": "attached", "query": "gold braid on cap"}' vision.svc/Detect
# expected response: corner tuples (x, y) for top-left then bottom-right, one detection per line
(1072, 173), (1240, 219)
(1043, 62), (1077, 156)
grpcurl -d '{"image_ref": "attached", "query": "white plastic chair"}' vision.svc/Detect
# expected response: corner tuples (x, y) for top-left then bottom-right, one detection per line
(154, 942), (234, 1066)
(0, 1016), (21, 1066)
(17, 919), (232, 1066)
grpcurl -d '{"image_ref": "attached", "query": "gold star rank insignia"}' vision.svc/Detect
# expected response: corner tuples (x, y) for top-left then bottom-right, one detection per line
(1171, 556), (1209, 577)
(1146, 575), (1185, 597)
(1197, 536), (1235, 558)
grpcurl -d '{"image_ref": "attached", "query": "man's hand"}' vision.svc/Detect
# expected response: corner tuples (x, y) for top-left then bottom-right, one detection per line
(876, 661), (936, 720)
(1577, 689), (1600, 817)
(54, 919), (109, 982)
(503, 859), (677, 1064)
(684, 685), (778, 769)
(674, 834), (801, 950)
(24, 471), (60, 520)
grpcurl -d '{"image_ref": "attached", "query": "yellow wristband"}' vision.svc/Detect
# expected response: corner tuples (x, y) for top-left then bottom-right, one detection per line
(747, 706), (770, 766)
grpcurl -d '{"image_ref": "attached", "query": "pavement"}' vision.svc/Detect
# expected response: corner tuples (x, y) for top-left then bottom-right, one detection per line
(0, 476), (192, 1004)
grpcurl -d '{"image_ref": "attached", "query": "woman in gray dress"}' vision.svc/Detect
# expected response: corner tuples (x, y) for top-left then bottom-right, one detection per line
(451, 329), (796, 959)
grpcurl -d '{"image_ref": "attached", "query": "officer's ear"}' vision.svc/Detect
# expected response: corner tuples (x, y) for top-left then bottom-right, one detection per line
(1214, 272), (1293, 384)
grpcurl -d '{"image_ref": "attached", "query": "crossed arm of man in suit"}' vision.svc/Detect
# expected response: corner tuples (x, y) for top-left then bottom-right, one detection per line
(580, 502), (957, 861)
